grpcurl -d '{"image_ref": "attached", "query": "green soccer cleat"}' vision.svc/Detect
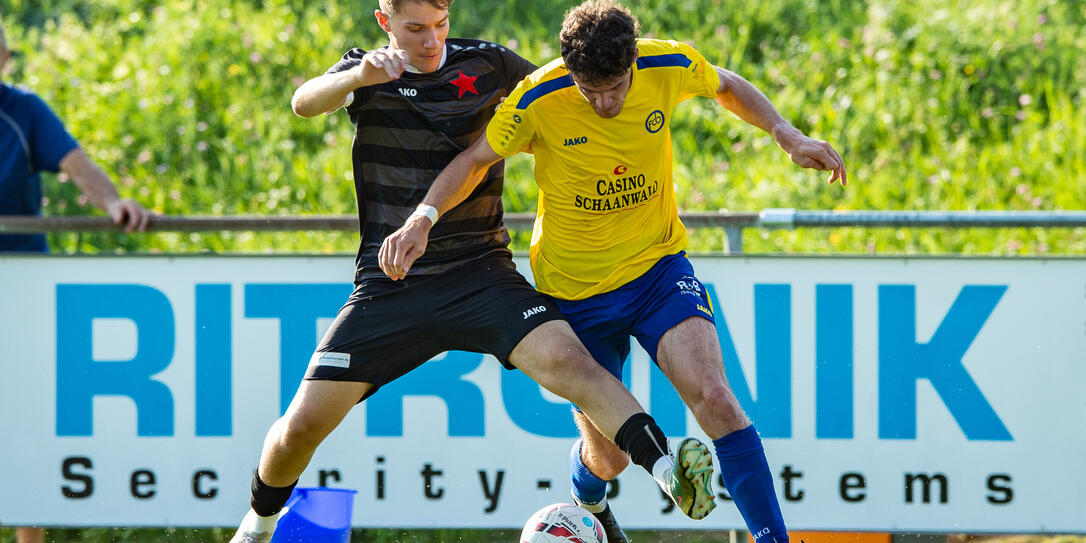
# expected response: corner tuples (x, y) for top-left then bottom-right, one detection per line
(667, 438), (717, 520)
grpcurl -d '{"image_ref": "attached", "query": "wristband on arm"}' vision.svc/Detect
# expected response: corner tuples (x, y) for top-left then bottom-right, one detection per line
(410, 204), (439, 225)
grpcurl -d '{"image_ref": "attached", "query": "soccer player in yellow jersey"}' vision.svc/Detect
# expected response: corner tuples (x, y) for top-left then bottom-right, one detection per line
(382, 1), (845, 541)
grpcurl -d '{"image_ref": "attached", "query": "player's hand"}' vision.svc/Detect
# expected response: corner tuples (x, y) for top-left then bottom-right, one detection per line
(379, 215), (432, 280)
(779, 133), (847, 186)
(105, 198), (153, 233)
(357, 48), (410, 86)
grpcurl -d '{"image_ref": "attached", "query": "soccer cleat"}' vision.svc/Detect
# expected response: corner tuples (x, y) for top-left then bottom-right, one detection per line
(229, 509), (279, 543)
(572, 493), (630, 543)
(589, 504), (631, 543)
(667, 438), (717, 520)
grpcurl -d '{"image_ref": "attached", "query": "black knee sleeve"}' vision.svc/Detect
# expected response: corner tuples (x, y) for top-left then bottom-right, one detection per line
(250, 471), (298, 517)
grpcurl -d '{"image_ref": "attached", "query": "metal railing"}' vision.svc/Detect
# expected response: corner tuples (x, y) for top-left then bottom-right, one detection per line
(2, 209), (1084, 254)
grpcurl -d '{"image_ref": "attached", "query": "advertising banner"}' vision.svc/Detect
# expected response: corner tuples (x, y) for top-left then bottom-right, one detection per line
(0, 255), (1083, 532)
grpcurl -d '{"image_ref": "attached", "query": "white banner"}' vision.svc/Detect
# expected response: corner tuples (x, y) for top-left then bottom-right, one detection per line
(0, 254), (1083, 532)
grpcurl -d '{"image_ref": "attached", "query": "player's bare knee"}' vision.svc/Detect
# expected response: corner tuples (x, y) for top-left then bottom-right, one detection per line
(692, 381), (743, 418)
(278, 411), (332, 452)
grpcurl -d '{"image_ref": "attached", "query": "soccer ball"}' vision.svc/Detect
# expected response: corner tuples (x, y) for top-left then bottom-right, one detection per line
(520, 503), (607, 543)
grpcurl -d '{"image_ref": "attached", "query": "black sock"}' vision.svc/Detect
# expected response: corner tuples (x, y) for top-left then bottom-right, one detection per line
(613, 412), (670, 474)
(250, 471), (297, 517)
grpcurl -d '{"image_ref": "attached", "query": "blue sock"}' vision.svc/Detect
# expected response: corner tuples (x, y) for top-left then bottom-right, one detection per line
(713, 426), (788, 543)
(570, 438), (608, 505)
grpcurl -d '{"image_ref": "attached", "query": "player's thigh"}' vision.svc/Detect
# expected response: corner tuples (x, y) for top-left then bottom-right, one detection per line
(281, 379), (374, 441)
(656, 316), (726, 395)
(507, 319), (598, 390)
(657, 317), (749, 433)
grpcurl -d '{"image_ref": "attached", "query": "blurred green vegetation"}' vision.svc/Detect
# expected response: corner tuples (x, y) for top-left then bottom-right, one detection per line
(1, 0), (1083, 255)
(0, 3), (1082, 539)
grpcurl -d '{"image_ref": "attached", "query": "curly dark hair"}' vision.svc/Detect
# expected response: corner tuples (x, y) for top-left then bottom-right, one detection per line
(560, 0), (640, 85)
(380, 0), (453, 16)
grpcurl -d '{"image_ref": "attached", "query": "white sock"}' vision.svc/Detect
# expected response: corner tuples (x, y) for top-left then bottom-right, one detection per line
(651, 455), (676, 491)
(241, 508), (281, 533)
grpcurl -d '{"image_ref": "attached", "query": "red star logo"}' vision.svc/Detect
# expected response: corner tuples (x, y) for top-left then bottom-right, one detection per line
(450, 70), (479, 98)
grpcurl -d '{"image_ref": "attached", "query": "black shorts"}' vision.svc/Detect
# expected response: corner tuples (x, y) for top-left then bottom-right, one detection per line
(305, 255), (563, 399)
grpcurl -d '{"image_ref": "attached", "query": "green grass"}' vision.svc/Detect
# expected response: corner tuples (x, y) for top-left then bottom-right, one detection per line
(0, 0), (1081, 255)
(0, 526), (743, 542)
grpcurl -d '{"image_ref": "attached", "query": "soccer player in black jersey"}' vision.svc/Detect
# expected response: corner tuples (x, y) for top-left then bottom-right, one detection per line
(229, 2), (714, 541)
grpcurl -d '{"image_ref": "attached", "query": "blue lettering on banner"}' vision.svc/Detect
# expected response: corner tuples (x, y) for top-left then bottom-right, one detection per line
(878, 285), (1012, 440)
(56, 284), (176, 437)
(244, 284), (353, 414)
(816, 284), (854, 439)
(502, 368), (578, 437)
(367, 352), (485, 436)
(648, 358), (687, 436)
(49, 279), (1012, 441)
(707, 284), (793, 438)
(196, 284), (231, 436)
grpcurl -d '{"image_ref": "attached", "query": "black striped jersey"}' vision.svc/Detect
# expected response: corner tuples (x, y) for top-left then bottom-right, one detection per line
(327, 39), (536, 288)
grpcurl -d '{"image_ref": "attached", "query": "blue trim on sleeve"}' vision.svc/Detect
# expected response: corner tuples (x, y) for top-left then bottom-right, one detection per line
(636, 54), (692, 69)
(516, 75), (574, 109)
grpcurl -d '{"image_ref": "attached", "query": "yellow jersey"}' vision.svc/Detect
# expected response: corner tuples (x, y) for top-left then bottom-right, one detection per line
(486, 39), (720, 300)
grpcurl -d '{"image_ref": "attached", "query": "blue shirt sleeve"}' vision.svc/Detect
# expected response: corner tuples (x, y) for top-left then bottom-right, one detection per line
(27, 93), (79, 173)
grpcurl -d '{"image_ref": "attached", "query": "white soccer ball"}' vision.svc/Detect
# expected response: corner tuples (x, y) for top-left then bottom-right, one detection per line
(519, 503), (607, 543)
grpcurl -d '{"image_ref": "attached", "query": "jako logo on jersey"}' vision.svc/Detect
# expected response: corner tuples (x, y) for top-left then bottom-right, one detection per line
(398, 88), (417, 97)
(753, 528), (771, 540)
(613, 165), (628, 175)
(563, 136), (588, 147)
(645, 110), (665, 133)
(522, 306), (547, 319)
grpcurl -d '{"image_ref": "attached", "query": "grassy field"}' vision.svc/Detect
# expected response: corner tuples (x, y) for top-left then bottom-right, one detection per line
(2, 528), (1085, 542)
(1, 0), (1082, 256)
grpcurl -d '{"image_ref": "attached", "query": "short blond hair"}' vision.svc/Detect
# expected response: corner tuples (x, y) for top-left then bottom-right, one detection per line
(379, 0), (453, 16)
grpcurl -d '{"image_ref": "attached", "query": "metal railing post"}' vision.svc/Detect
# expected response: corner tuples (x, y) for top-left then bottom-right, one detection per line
(724, 227), (744, 255)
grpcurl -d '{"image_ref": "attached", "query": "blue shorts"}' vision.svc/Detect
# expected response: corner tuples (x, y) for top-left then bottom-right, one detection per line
(548, 252), (715, 383)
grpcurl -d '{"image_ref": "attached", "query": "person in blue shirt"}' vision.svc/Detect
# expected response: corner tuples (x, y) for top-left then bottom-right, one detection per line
(0, 21), (151, 254)
(1, 20), (153, 543)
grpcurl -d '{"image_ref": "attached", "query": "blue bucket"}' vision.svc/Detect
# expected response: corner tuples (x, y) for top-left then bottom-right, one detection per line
(271, 487), (357, 543)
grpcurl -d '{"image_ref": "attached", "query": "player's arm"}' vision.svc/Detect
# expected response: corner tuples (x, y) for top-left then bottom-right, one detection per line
(291, 48), (411, 117)
(712, 65), (846, 185)
(379, 133), (504, 280)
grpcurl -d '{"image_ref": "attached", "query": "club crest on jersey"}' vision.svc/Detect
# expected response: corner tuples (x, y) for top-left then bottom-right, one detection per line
(522, 305), (547, 319)
(676, 278), (703, 294)
(645, 109), (665, 133)
(564, 136), (588, 147)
